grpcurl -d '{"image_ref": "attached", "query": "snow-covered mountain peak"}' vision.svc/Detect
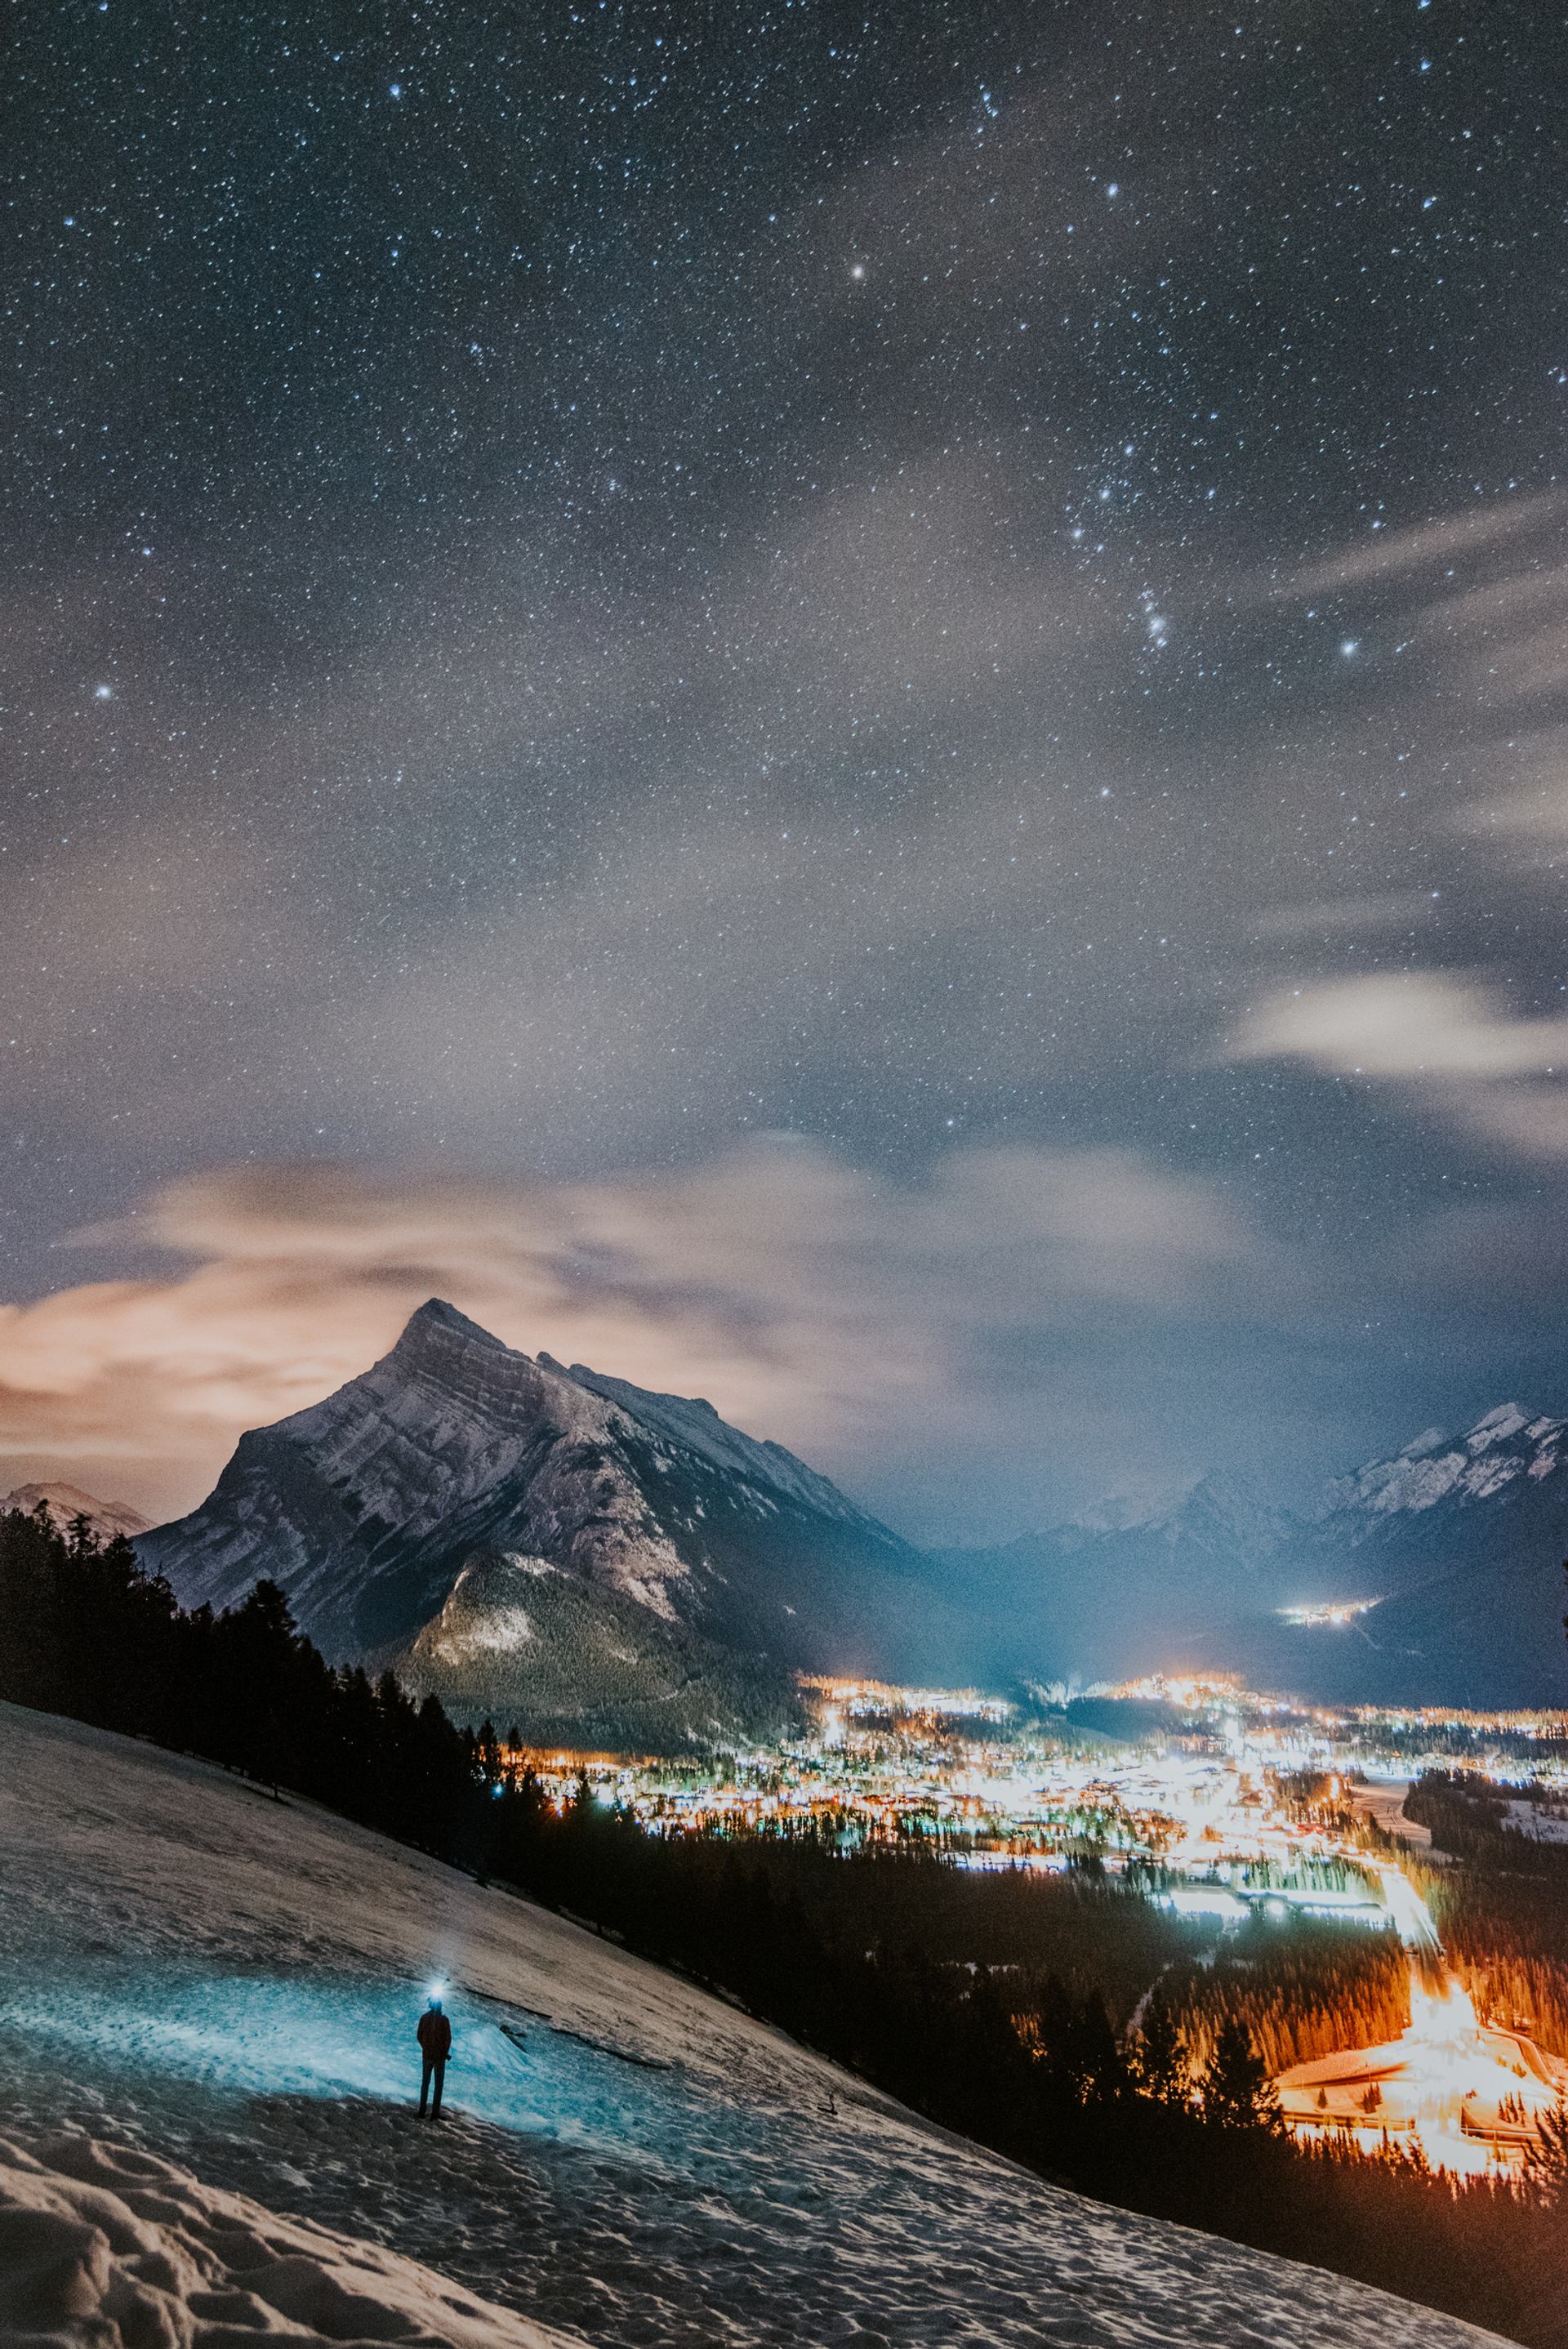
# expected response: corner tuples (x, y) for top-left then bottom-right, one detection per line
(394, 1295), (510, 1356)
(1067, 1482), (1195, 1535)
(139, 1302), (933, 1738)
(0, 1481), (152, 1542)
(1463, 1402), (1531, 1453)
(554, 1354), (871, 1528)
(1056, 1471), (1282, 1556)
(372, 1306), (864, 1531)
(1398, 1425), (1450, 1460)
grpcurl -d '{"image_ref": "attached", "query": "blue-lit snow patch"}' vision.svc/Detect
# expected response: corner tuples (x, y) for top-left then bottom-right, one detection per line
(0, 1967), (739, 2180)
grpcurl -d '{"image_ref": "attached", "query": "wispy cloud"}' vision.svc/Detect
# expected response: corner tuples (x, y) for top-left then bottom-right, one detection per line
(1451, 724), (1568, 846)
(1231, 973), (1568, 1158)
(1280, 495), (1566, 600)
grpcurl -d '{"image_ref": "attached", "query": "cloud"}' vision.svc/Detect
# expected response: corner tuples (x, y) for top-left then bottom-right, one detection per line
(1248, 894), (1441, 943)
(0, 1139), (1270, 1522)
(1231, 973), (1568, 1158)
(1414, 559), (1568, 708)
(1451, 725), (1568, 848)
(1280, 495), (1566, 600)
(1233, 974), (1568, 1080)
(1264, 493), (1568, 720)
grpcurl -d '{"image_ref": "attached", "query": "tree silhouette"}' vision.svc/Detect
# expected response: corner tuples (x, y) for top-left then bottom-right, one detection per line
(1526, 2096), (1568, 2210)
(1203, 2016), (1281, 2131)
(1134, 1999), (1192, 2106)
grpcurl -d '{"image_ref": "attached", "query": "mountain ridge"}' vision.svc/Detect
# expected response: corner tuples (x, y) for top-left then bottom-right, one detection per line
(136, 1315), (1568, 1727)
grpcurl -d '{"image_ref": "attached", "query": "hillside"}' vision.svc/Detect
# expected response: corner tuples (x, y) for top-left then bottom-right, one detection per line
(0, 1701), (1506, 2349)
(137, 1300), (957, 1747)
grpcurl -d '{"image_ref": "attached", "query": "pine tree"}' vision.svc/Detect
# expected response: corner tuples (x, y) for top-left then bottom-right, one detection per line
(1203, 2016), (1281, 2131)
(1526, 2096), (1568, 2209)
(1134, 1999), (1192, 2107)
(474, 1718), (503, 1790)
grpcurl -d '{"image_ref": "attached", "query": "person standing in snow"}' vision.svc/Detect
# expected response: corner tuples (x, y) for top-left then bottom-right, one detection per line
(416, 1995), (452, 2119)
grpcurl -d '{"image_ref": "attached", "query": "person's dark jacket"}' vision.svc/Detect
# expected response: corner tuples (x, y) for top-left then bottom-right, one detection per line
(417, 2009), (452, 2061)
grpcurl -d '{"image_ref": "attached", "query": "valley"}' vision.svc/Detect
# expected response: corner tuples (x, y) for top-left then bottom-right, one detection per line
(7, 1482), (1568, 2344)
(512, 1670), (1568, 2175)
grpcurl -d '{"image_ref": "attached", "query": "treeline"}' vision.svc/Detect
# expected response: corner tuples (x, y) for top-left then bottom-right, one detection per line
(1158, 1914), (1411, 2075)
(635, 1833), (1208, 2022)
(1405, 1770), (1532, 1862)
(6, 1506), (1568, 2345)
(0, 1511), (489, 1860)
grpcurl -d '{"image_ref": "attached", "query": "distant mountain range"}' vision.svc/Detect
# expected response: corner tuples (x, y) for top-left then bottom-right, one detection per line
(945, 1403), (1568, 1708)
(1247, 1404), (1568, 1705)
(135, 1300), (962, 1749)
(107, 1310), (1568, 1737)
(936, 1477), (1292, 1692)
(1, 1482), (152, 1544)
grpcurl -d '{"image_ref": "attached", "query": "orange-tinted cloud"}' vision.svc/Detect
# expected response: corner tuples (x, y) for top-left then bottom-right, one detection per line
(0, 1139), (1269, 1522)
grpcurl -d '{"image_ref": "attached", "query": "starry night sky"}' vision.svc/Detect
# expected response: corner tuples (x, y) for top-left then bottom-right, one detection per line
(4, 1), (1568, 1536)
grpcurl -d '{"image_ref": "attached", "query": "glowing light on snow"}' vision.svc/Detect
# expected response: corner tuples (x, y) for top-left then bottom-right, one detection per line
(1277, 1960), (1568, 2175)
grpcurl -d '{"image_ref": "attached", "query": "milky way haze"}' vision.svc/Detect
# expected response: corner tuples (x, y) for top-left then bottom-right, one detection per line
(3, 2), (1566, 1533)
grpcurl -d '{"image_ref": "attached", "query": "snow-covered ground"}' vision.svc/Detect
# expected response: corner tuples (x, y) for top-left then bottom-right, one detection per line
(1505, 1799), (1568, 1845)
(1344, 1776), (1434, 1853)
(0, 1704), (1508, 2348)
(0, 2128), (572, 2348)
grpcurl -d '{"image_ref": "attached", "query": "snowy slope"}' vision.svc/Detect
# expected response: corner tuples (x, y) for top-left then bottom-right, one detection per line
(0, 2128), (576, 2349)
(136, 1301), (948, 1745)
(548, 1354), (867, 1527)
(0, 1702), (1507, 2349)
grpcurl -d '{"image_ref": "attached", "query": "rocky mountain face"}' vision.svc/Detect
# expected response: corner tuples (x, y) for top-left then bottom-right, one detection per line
(136, 1307), (1568, 1727)
(2, 1482), (153, 1544)
(1310, 1404), (1566, 1568)
(137, 1300), (952, 1748)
